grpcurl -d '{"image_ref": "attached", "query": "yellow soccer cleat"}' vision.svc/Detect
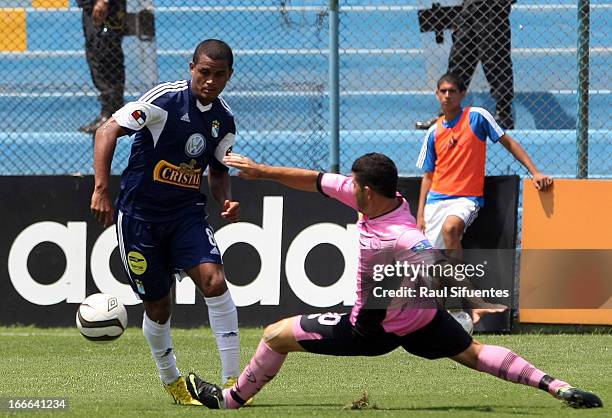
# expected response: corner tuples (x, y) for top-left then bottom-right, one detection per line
(224, 376), (254, 406)
(164, 375), (203, 406)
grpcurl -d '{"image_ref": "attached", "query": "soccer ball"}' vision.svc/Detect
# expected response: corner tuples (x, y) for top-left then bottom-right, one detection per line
(449, 310), (474, 335)
(76, 293), (128, 342)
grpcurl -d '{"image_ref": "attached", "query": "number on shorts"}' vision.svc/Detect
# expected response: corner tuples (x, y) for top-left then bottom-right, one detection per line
(306, 312), (345, 326)
(205, 227), (218, 247)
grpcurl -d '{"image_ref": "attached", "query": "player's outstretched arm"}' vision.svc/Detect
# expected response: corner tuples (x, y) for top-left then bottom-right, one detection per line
(91, 117), (125, 227)
(499, 135), (553, 191)
(223, 153), (319, 192)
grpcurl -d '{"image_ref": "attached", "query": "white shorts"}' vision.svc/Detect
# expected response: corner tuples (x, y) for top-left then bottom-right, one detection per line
(424, 198), (480, 249)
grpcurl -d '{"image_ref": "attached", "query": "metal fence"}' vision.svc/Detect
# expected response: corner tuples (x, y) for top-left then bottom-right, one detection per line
(0, 0), (610, 178)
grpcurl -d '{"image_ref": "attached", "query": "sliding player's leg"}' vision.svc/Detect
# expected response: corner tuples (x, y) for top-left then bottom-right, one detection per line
(188, 312), (401, 409)
(452, 341), (602, 408)
(403, 309), (602, 408)
(186, 315), (299, 409)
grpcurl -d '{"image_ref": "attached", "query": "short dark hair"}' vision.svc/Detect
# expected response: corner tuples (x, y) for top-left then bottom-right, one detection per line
(437, 72), (466, 92)
(351, 153), (398, 199)
(192, 39), (233, 69)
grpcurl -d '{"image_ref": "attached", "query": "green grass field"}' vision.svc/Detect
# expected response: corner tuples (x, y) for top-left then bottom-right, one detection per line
(1, 327), (610, 417)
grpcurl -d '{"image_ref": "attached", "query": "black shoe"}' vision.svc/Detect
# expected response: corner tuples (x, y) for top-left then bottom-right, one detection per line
(186, 372), (223, 409)
(415, 116), (438, 130)
(78, 114), (109, 134)
(556, 387), (603, 408)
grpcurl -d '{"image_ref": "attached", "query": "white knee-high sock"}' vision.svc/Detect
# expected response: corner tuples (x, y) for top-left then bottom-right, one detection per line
(142, 313), (181, 385)
(205, 290), (240, 383)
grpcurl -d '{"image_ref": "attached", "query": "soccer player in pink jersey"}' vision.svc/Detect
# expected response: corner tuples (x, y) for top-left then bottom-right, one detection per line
(185, 152), (601, 410)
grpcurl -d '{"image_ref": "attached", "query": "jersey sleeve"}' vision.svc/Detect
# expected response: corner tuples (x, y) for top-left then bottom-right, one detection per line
(396, 230), (431, 253)
(415, 126), (437, 172)
(112, 101), (169, 141)
(209, 101), (236, 171)
(316, 173), (358, 210)
(394, 232), (442, 275)
(209, 132), (235, 171)
(469, 107), (504, 143)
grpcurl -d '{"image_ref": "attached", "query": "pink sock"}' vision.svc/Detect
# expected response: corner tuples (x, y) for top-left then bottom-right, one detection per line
(477, 345), (569, 395)
(223, 339), (287, 409)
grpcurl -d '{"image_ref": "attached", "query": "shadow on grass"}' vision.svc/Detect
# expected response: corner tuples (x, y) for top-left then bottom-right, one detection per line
(378, 404), (550, 415)
(246, 403), (550, 415)
(245, 403), (343, 409)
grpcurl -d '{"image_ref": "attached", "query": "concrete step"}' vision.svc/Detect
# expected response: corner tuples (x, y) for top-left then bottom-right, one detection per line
(18, 6), (611, 51)
(0, 92), (608, 132)
(0, 129), (608, 176)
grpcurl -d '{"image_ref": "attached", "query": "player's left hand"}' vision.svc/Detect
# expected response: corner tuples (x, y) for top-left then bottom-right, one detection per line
(92, 0), (110, 26)
(532, 173), (553, 191)
(221, 199), (240, 222)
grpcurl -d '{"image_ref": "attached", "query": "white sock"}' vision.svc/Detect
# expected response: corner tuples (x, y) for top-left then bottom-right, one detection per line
(205, 290), (240, 383)
(142, 313), (181, 385)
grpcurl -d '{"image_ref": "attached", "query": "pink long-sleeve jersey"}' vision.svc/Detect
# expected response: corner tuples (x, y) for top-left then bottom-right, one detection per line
(318, 173), (438, 336)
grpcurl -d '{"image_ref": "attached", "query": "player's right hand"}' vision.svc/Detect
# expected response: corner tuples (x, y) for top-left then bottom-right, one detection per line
(416, 215), (426, 233)
(91, 189), (115, 227)
(532, 172), (553, 191)
(471, 304), (508, 323)
(223, 153), (264, 179)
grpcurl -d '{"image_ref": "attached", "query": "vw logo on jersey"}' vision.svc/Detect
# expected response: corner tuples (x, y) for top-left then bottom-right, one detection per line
(185, 133), (206, 157)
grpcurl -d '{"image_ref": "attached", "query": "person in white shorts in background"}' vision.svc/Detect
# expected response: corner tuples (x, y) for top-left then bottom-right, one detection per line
(415, 73), (553, 323)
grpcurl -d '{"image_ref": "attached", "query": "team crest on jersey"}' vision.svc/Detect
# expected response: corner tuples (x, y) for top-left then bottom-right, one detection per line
(185, 133), (206, 157)
(411, 240), (433, 253)
(211, 120), (220, 138)
(131, 110), (146, 126)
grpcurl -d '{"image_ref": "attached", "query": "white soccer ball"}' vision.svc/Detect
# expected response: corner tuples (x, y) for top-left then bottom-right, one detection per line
(450, 310), (474, 335)
(76, 293), (128, 342)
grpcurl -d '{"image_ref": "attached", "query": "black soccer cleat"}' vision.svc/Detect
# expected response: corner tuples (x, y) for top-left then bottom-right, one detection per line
(186, 372), (223, 409)
(556, 387), (603, 408)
